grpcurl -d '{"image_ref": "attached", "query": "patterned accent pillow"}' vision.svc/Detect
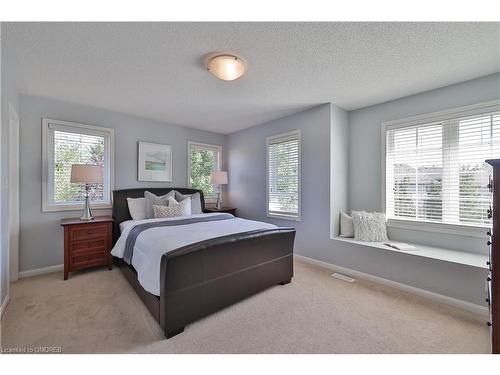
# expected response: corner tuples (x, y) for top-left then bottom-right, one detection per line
(153, 197), (192, 218)
(351, 211), (388, 242)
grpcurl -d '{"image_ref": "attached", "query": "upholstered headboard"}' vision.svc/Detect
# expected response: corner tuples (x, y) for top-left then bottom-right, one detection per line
(111, 188), (205, 244)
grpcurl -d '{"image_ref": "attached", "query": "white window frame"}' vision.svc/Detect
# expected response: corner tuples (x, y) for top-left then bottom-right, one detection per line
(42, 118), (115, 212)
(187, 141), (222, 203)
(381, 99), (500, 237)
(266, 129), (302, 221)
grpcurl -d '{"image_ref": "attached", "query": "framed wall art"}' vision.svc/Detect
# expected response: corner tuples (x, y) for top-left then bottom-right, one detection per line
(138, 141), (173, 182)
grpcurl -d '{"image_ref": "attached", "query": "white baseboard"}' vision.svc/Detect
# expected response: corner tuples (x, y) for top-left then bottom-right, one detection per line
(294, 254), (489, 317)
(19, 264), (64, 279)
(0, 294), (9, 320)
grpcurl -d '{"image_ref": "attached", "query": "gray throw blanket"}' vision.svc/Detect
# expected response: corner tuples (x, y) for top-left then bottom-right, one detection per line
(123, 214), (234, 264)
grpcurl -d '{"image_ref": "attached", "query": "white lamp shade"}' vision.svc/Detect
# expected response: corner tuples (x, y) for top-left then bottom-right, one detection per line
(70, 164), (103, 184)
(207, 55), (246, 81)
(210, 171), (228, 185)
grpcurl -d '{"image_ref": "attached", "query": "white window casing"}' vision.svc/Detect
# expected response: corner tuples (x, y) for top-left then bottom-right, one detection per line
(42, 118), (114, 212)
(381, 100), (500, 236)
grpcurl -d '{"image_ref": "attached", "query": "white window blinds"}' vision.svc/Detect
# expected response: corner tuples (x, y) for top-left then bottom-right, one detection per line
(267, 130), (301, 220)
(385, 110), (500, 227)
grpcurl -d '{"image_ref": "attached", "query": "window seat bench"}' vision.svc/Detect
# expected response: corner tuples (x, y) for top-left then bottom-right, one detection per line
(333, 237), (488, 270)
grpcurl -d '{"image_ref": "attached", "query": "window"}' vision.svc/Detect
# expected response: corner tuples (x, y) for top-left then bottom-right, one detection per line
(42, 119), (114, 212)
(188, 142), (222, 201)
(384, 102), (500, 230)
(266, 130), (301, 220)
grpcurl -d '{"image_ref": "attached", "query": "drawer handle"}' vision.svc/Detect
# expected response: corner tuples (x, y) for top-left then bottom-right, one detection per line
(487, 240), (492, 246)
(487, 321), (492, 327)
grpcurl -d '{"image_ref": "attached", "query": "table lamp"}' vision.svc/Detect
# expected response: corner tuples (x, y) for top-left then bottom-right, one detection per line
(70, 164), (103, 220)
(210, 171), (228, 210)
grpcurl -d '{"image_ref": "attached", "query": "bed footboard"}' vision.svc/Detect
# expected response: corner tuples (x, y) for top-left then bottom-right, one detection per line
(159, 228), (295, 338)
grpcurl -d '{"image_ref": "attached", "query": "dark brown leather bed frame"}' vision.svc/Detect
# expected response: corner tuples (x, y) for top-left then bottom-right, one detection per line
(112, 188), (295, 338)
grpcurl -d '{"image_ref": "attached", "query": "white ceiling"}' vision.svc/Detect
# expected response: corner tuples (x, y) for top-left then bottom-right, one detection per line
(4, 22), (500, 134)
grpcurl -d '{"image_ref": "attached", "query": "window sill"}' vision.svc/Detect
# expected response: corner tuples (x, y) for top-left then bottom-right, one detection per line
(387, 218), (488, 238)
(42, 203), (112, 213)
(267, 213), (301, 222)
(333, 237), (488, 269)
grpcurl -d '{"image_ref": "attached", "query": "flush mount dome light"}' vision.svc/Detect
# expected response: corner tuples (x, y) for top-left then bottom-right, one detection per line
(206, 54), (246, 81)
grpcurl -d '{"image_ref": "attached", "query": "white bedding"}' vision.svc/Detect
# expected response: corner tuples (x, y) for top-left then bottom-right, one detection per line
(111, 213), (277, 296)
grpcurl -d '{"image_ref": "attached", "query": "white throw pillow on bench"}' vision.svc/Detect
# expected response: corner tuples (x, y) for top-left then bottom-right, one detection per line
(339, 211), (355, 238)
(351, 211), (388, 242)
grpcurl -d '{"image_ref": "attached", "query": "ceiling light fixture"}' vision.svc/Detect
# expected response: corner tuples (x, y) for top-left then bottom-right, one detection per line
(206, 54), (246, 81)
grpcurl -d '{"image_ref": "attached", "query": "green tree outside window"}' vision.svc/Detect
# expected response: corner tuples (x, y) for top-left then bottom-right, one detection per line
(189, 148), (217, 198)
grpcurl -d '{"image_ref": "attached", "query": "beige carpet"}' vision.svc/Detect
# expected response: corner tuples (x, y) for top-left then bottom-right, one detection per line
(0, 260), (490, 354)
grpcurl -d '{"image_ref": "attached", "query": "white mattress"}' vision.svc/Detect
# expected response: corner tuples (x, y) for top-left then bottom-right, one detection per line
(111, 213), (277, 296)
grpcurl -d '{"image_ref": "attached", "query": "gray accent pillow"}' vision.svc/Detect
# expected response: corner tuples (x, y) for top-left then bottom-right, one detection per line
(351, 211), (388, 242)
(144, 190), (175, 219)
(174, 191), (203, 214)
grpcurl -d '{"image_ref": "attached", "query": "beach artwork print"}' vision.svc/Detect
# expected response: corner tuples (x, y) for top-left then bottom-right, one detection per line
(138, 141), (173, 182)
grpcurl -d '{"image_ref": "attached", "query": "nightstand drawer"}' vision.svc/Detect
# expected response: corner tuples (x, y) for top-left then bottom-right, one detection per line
(69, 224), (109, 242)
(69, 239), (107, 256)
(61, 216), (114, 280)
(70, 252), (108, 269)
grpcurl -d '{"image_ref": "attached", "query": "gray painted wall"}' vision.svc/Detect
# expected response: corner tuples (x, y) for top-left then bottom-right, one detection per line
(226, 84), (499, 305)
(18, 94), (225, 272)
(1, 35), (21, 304)
(349, 73), (500, 254)
(331, 104), (350, 237)
(338, 74), (500, 304)
(226, 103), (350, 263)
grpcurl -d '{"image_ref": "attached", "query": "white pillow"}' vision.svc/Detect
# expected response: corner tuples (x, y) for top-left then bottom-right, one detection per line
(127, 197), (146, 220)
(339, 212), (354, 238)
(351, 211), (388, 242)
(153, 197), (191, 218)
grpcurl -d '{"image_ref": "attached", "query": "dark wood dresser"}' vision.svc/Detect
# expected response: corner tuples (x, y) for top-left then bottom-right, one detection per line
(61, 216), (114, 280)
(486, 159), (500, 354)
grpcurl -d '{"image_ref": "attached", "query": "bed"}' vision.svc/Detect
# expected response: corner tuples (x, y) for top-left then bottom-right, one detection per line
(111, 188), (296, 338)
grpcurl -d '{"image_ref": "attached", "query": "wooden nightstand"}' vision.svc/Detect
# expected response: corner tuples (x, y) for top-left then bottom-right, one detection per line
(204, 207), (237, 216)
(60, 216), (114, 280)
